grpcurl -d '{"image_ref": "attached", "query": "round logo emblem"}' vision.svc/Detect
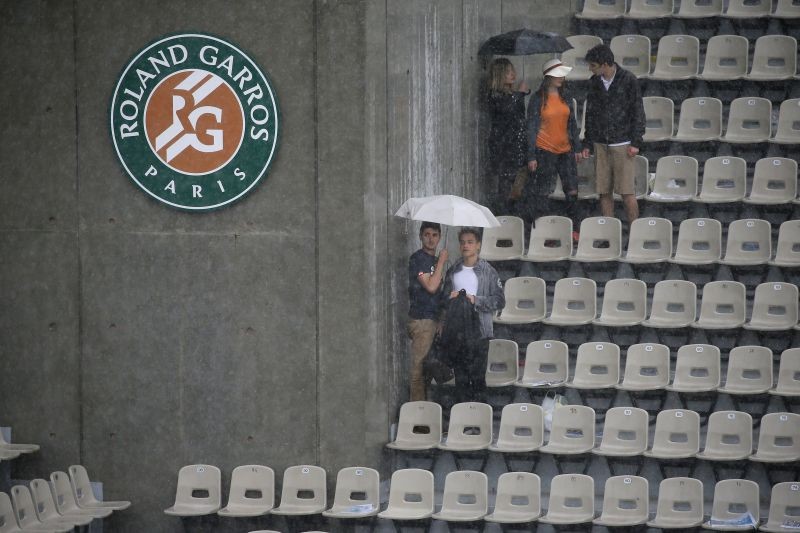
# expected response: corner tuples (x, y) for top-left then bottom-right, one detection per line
(110, 33), (279, 210)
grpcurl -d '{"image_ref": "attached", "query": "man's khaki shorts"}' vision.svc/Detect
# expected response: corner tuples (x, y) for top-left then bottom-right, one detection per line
(594, 143), (635, 195)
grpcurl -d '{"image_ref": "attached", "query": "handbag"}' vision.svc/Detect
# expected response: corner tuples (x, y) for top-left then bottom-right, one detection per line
(422, 334), (454, 384)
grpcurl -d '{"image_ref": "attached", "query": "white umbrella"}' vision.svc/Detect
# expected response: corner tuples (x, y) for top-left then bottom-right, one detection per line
(394, 194), (501, 228)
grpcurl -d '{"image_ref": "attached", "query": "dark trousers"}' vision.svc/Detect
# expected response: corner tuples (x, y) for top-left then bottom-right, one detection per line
(525, 150), (580, 229)
(450, 337), (490, 403)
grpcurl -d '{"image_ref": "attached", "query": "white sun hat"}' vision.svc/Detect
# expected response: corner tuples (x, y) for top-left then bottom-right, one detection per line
(542, 58), (572, 77)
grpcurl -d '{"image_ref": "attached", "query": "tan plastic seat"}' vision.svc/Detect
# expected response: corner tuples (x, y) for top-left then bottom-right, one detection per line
(575, 0), (626, 18)
(650, 35), (700, 80)
(670, 218), (722, 265)
(49, 471), (112, 520)
(642, 280), (697, 328)
(771, 348), (800, 397)
(538, 474), (595, 525)
(750, 412), (800, 463)
(622, 154), (650, 200)
(696, 411), (753, 461)
(622, 217), (672, 263)
(700, 35), (749, 81)
(494, 277), (546, 324)
(489, 403), (544, 453)
(719, 346), (774, 395)
(774, 0), (800, 18)
(673, 98), (723, 141)
(0, 432), (39, 455)
(748, 35), (797, 80)
(627, 0), (674, 18)
(761, 482), (800, 532)
(485, 339), (519, 387)
(0, 448), (21, 461)
(594, 279), (647, 326)
(431, 471), (487, 522)
(218, 465), (274, 517)
(9, 485), (73, 533)
(572, 217), (622, 262)
(770, 220), (800, 267)
(646, 156), (699, 202)
(322, 467), (380, 518)
(562, 35), (604, 81)
(522, 216), (572, 262)
(723, 97), (772, 143)
(163, 464), (221, 516)
(611, 35), (652, 78)
(746, 158), (798, 204)
(68, 465), (131, 511)
(567, 342), (620, 389)
(271, 465), (326, 515)
(703, 479), (759, 530)
(695, 156), (746, 204)
(593, 476), (649, 527)
(378, 469), (434, 521)
(642, 96), (674, 141)
(483, 472), (541, 523)
(693, 281), (746, 329)
(515, 340), (569, 388)
(543, 277), (597, 325)
(480, 215), (524, 260)
(648, 477), (704, 529)
(645, 409), (701, 459)
(386, 401), (441, 450)
(540, 405), (596, 454)
(438, 402), (492, 451)
(618, 343), (671, 391)
(724, 0), (771, 17)
(0, 491), (56, 533)
(592, 407), (649, 456)
(721, 219), (771, 266)
(675, 0), (722, 17)
(667, 344), (721, 392)
(771, 100), (800, 145)
(28, 479), (93, 528)
(744, 283), (798, 331)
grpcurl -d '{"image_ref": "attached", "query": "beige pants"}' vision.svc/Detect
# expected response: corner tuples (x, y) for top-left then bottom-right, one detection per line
(406, 319), (437, 401)
(594, 143), (635, 195)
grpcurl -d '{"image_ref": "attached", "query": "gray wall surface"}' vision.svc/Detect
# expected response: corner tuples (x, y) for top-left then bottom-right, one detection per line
(0, 0), (573, 531)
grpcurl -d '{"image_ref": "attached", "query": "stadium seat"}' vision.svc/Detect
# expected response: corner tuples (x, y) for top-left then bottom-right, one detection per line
(485, 339), (519, 387)
(572, 217), (622, 262)
(770, 220), (800, 267)
(322, 467), (380, 518)
(644, 409), (701, 459)
(489, 403), (544, 453)
(696, 411), (753, 461)
(670, 218), (722, 265)
(483, 472), (541, 524)
(724, 0), (771, 17)
(10, 484), (75, 532)
(642, 279), (697, 328)
(770, 348), (800, 397)
(723, 97), (772, 143)
(611, 35), (652, 78)
(594, 279), (647, 326)
(575, 0), (626, 19)
(480, 215), (524, 260)
(771, 100), (800, 144)
(538, 474), (595, 525)
(647, 477), (705, 529)
(543, 277), (597, 325)
(431, 471), (488, 522)
(617, 343), (671, 391)
(378, 469), (434, 521)
(521, 216), (572, 262)
(563, 35), (604, 80)
(673, 98), (723, 141)
(667, 344), (721, 392)
(761, 482), (800, 532)
(695, 156), (746, 203)
(624, 154), (650, 200)
(744, 283), (798, 331)
(748, 35), (797, 80)
(68, 465), (131, 510)
(719, 346), (774, 394)
(592, 406), (649, 456)
(721, 219), (772, 266)
(540, 405), (596, 455)
(745, 158), (798, 204)
(647, 156), (699, 202)
(494, 277), (546, 324)
(50, 471), (112, 519)
(566, 342), (620, 389)
(750, 412), (800, 463)
(593, 476), (649, 527)
(0, 431), (38, 455)
(271, 465), (327, 516)
(650, 35), (700, 80)
(774, 0), (800, 18)
(515, 340), (569, 388)
(218, 465), (274, 517)
(693, 281), (746, 329)
(622, 217), (672, 263)
(28, 478), (93, 528)
(438, 402), (492, 451)
(163, 464), (221, 516)
(643, 96), (674, 140)
(386, 401), (441, 450)
(703, 479), (759, 530)
(627, 0), (673, 18)
(699, 35), (749, 80)
(0, 491), (42, 533)
(675, 0), (723, 17)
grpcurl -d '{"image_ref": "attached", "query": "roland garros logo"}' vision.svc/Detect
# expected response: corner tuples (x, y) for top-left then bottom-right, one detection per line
(111, 33), (279, 210)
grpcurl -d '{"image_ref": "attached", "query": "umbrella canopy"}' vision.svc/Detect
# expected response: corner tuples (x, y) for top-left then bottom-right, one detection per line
(394, 195), (500, 228)
(478, 29), (572, 56)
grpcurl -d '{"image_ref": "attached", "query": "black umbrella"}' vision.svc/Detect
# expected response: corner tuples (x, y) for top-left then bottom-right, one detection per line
(478, 29), (573, 56)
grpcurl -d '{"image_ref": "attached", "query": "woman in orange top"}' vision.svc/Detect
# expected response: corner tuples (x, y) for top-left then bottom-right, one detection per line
(525, 59), (583, 234)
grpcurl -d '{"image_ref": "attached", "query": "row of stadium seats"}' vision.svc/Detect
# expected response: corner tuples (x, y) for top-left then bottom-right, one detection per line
(576, 0), (800, 20)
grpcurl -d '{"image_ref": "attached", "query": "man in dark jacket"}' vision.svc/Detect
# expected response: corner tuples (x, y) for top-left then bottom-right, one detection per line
(580, 44), (645, 223)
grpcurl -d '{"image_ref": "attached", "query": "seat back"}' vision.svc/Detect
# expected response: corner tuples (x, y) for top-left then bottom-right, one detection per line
(226, 465), (274, 511)
(544, 474), (594, 522)
(697, 156), (746, 202)
(724, 97), (772, 142)
(701, 35), (749, 79)
(611, 35), (652, 78)
(723, 345), (774, 393)
(773, 100), (800, 143)
(764, 482), (800, 530)
(650, 409), (701, 456)
(491, 472), (540, 519)
(391, 401), (441, 448)
(481, 216), (524, 260)
(278, 465), (326, 511)
(497, 277), (546, 323)
(700, 411), (753, 459)
(674, 98), (722, 141)
(50, 470), (85, 515)
(775, 348), (800, 395)
(652, 477), (704, 526)
(575, 217), (622, 260)
(572, 342), (620, 388)
(10, 485), (46, 530)
(725, 0), (771, 17)
(597, 407), (649, 454)
(708, 479), (759, 526)
(747, 282), (798, 330)
(723, 219), (771, 265)
(563, 35), (604, 80)
(625, 217), (672, 262)
(628, 0), (674, 18)
(384, 469), (433, 515)
(651, 35), (700, 79)
(672, 344), (721, 391)
(0, 492), (20, 533)
(676, 0), (722, 16)
(697, 281), (746, 328)
(520, 340), (569, 386)
(620, 343), (670, 390)
(598, 476), (649, 524)
(642, 96), (673, 141)
(69, 465), (103, 507)
(577, 0), (626, 18)
(597, 279), (647, 325)
(171, 464), (221, 512)
(775, 0), (800, 17)
(672, 218), (721, 263)
(546, 405), (595, 451)
(750, 35), (797, 79)
(644, 280), (697, 326)
(328, 467), (379, 514)
(29, 478), (68, 523)
(649, 156), (699, 200)
(485, 339), (519, 386)
(438, 471), (488, 518)
(773, 220), (800, 266)
(749, 157), (797, 202)
(754, 412), (800, 460)
(548, 277), (597, 324)
(494, 404), (544, 450)
(444, 402), (493, 448)
(525, 216), (572, 261)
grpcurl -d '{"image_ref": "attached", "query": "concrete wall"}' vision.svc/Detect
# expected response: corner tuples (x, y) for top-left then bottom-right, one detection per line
(0, 0), (573, 531)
